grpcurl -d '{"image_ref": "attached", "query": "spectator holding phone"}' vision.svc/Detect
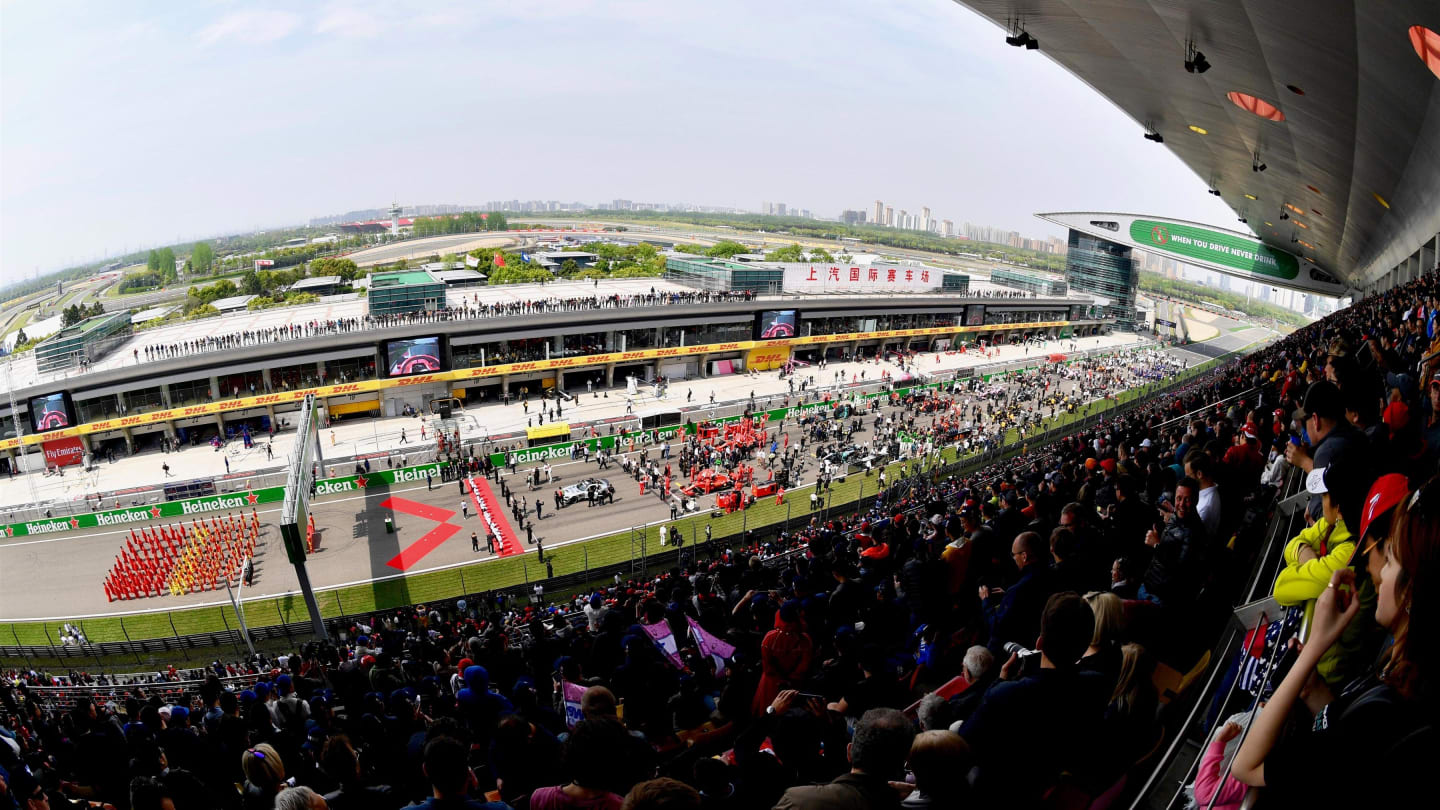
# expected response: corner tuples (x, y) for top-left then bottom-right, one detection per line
(1231, 475), (1440, 805)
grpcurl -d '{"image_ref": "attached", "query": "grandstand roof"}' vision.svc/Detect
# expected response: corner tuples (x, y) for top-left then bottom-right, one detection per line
(954, 0), (1440, 290)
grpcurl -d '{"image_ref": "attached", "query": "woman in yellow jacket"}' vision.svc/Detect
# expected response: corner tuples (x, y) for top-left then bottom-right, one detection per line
(1272, 465), (1365, 685)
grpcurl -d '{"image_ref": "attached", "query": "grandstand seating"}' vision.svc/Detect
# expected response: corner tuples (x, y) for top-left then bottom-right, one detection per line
(2, 271), (1437, 809)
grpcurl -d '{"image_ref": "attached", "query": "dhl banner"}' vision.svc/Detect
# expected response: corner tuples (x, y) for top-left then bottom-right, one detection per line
(0, 322), (1065, 450)
(746, 346), (791, 371)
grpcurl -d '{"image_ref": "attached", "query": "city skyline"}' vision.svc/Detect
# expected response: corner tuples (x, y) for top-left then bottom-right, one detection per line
(1, 0), (1241, 281)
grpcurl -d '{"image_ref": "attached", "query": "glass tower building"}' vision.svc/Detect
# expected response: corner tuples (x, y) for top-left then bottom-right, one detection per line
(1065, 230), (1138, 328)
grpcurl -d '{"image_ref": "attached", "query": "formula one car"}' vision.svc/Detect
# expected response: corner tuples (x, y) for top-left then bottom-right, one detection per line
(36, 407), (68, 430)
(760, 319), (795, 338)
(389, 347), (441, 375)
(559, 478), (614, 506)
(681, 469), (732, 497)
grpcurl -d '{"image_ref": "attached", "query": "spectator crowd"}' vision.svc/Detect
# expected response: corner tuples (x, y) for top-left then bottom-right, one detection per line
(3, 271), (1438, 809)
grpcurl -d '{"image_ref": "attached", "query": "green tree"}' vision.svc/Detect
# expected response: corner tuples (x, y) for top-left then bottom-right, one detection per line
(146, 249), (161, 272)
(705, 240), (749, 258)
(309, 257), (360, 281)
(61, 305), (83, 327)
(88, 301), (106, 318)
(765, 243), (806, 262)
(190, 242), (214, 275)
(240, 269), (264, 296)
(809, 248), (835, 262)
(560, 259), (580, 276)
(14, 328), (27, 345)
(157, 247), (178, 285)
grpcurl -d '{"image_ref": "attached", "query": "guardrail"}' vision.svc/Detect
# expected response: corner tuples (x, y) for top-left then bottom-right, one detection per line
(0, 341), (1256, 665)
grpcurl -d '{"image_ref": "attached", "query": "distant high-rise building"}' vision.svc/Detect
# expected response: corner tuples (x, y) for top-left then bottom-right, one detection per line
(942, 219), (954, 237)
(884, 206), (894, 227)
(921, 207), (931, 231)
(899, 210), (908, 229)
(841, 210), (866, 225)
(762, 201), (772, 215)
(776, 203), (787, 216)
(873, 200), (884, 225)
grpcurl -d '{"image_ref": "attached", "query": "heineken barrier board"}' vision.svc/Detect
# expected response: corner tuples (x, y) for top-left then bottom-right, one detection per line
(0, 463), (440, 539)
(1036, 212), (1346, 297)
(1, 322), (1067, 451)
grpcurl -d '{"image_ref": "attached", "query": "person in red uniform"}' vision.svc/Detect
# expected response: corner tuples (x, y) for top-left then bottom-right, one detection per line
(752, 599), (814, 716)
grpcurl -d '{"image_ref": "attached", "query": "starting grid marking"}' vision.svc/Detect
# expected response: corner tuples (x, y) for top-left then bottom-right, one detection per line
(381, 496), (461, 571)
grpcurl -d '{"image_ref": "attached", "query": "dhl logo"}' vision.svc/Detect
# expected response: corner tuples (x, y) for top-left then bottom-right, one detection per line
(120, 416), (144, 426)
(397, 375), (434, 386)
(511, 362), (538, 371)
(218, 400), (245, 411)
(620, 352), (646, 360)
(715, 343), (740, 350)
(254, 394), (281, 405)
(552, 358), (577, 367)
(330, 383), (362, 393)
(656, 348), (680, 356)
(92, 421), (114, 431)
(182, 406), (209, 416)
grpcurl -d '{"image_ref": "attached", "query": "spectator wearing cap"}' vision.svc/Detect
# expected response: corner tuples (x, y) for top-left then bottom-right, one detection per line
(1315, 473), (1413, 690)
(1286, 380), (1367, 523)
(774, 707), (915, 810)
(1223, 425), (1265, 487)
(1274, 466), (1362, 633)
(1231, 475), (1440, 807)
(751, 600), (814, 716)
(960, 593), (1109, 804)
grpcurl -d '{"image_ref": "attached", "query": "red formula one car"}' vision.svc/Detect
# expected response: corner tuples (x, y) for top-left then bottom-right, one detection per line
(760, 320), (795, 338)
(389, 347), (441, 375)
(681, 469), (732, 497)
(36, 407), (68, 430)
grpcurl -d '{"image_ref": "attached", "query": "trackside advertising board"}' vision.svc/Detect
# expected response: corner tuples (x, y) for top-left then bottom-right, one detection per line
(0, 463), (440, 539)
(1036, 212), (1346, 297)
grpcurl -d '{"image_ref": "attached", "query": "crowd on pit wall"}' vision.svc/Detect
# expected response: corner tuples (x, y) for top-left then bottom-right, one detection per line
(129, 290), (753, 367)
(4, 272), (1439, 810)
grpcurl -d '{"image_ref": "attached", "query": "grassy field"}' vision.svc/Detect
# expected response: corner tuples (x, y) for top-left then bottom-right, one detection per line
(0, 350), (1238, 657)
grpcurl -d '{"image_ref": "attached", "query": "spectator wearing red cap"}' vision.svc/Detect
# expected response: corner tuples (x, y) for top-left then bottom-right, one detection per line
(751, 600), (814, 716)
(1232, 476), (1440, 807)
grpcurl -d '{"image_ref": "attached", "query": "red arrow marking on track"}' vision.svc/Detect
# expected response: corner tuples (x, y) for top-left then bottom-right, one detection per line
(381, 497), (461, 571)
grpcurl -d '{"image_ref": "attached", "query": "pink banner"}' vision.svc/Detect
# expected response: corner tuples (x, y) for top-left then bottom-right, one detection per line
(562, 680), (586, 729)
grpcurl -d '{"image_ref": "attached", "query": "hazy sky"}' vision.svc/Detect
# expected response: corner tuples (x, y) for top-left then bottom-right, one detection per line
(1, 0), (1239, 281)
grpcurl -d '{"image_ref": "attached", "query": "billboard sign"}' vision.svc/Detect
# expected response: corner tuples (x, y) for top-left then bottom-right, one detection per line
(1037, 212), (1346, 296)
(42, 436), (84, 467)
(780, 263), (942, 293)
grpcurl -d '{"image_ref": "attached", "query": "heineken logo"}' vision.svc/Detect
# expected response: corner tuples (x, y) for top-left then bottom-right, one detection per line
(181, 495), (247, 515)
(315, 479), (358, 495)
(23, 520), (72, 535)
(95, 508), (164, 527)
